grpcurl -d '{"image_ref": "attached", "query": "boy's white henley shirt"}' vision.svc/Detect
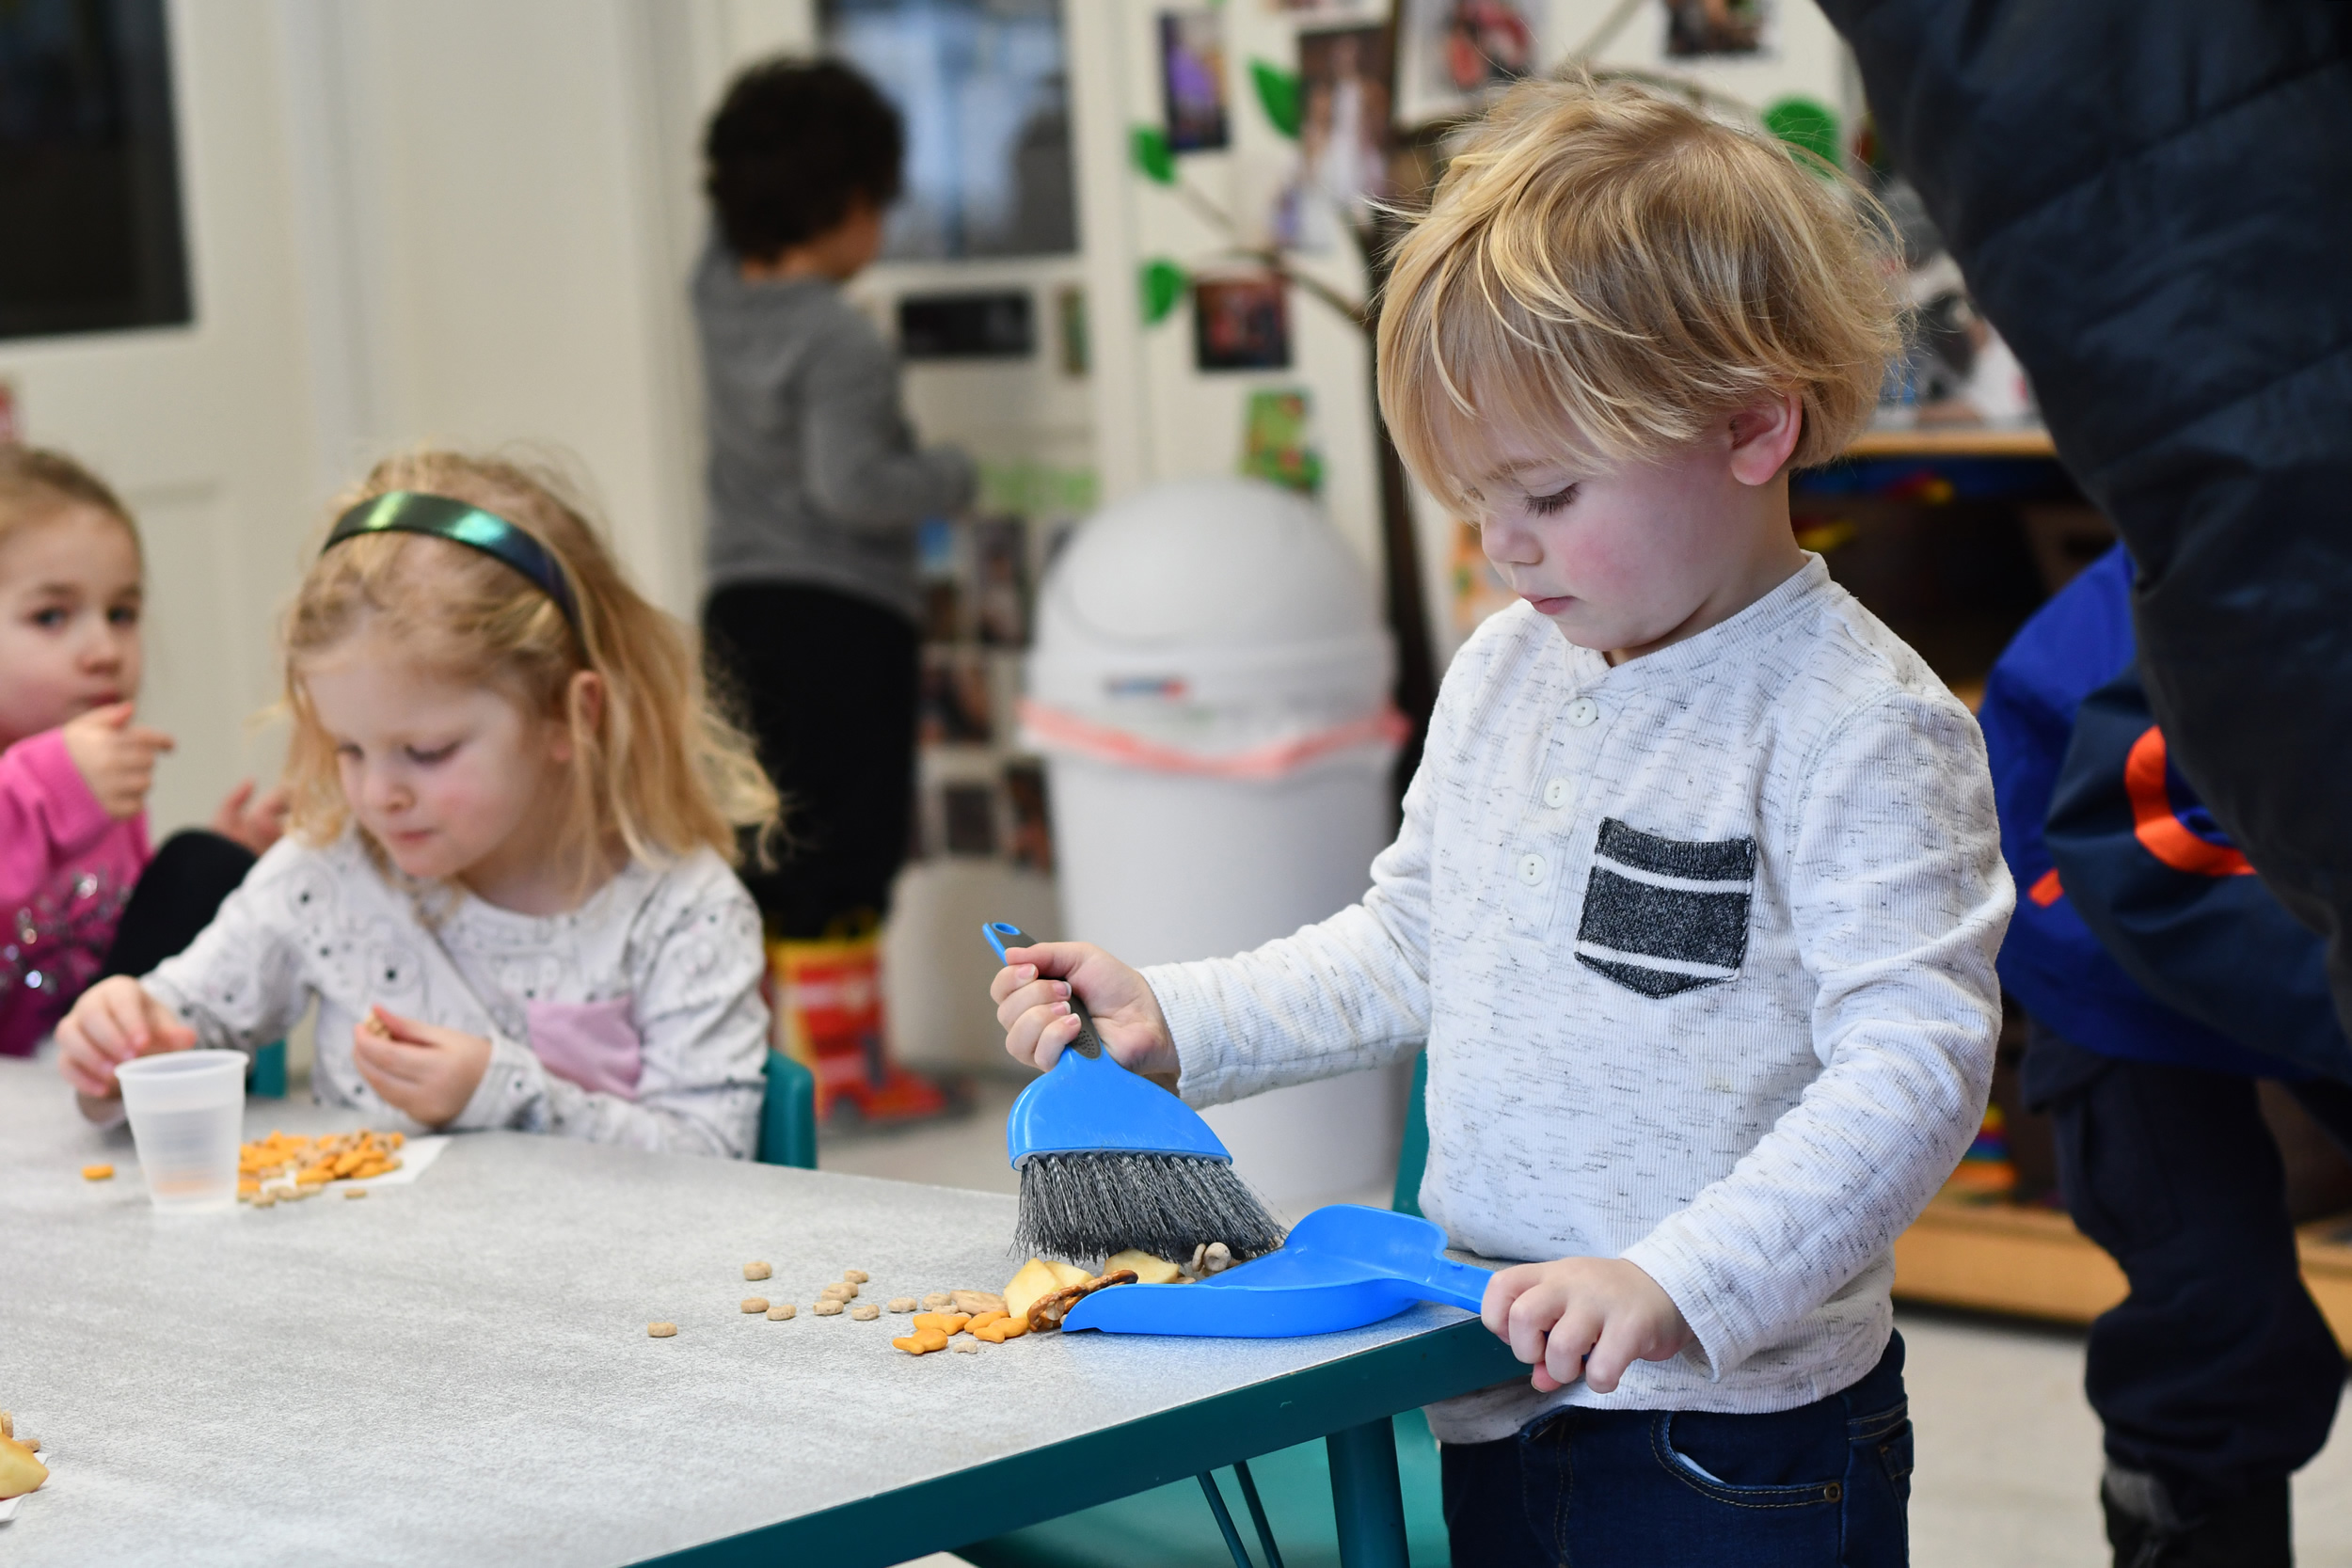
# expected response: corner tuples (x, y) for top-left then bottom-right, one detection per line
(1142, 556), (2013, 1442)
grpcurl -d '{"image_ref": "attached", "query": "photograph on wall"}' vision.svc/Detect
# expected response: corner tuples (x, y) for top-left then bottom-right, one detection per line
(1241, 388), (1323, 495)
(918, 648), (995, 745)
(939, 781), (1000, 856)
(1193, 273), (1291, 372)
(1270, 0), (1377, 13)
(1003, 759), (1054, 874)
(1396, 0), (1543, 127)
(969, 516), (1030, 647)
(1664, 0), (1772, 57)
(1158, 11), (1231, 152)
(915, 516), (966, 642)
(1288, 25), (1393, 251)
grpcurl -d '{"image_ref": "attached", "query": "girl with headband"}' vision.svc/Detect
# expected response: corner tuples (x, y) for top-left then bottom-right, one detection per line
(56, 450), (783, 1156)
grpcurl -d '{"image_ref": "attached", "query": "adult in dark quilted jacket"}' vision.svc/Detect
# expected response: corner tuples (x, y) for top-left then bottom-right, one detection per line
(1820, 0), (2352, 1027)
(1820, 6), (2352, 1564)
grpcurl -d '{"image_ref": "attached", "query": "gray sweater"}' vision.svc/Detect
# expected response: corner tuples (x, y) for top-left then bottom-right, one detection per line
(1144, 559), (2012, 1439)
(693, 245), (977, 620)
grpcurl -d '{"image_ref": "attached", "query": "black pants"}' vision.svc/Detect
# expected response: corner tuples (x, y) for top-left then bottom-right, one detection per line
(2023, 1025), (2352, 1521)
(704, 582), (919, 940)
(101, 830), (256, 979)
(1439, 1333), (1912, 1567)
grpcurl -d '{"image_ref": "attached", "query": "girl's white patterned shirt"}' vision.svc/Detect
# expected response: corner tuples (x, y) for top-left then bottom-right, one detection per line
(1143, 556), (2014, 1442)
(146, 830), (770, 1158)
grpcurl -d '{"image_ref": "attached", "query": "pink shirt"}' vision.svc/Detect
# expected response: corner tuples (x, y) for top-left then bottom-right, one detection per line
(0, 729), (151, 1056)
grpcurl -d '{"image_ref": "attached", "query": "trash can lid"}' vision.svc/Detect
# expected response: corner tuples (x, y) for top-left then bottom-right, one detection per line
(1038, 477), (1382, 654)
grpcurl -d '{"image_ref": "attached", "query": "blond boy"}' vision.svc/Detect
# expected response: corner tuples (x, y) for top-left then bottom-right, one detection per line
(993, 79), (2011, 1565)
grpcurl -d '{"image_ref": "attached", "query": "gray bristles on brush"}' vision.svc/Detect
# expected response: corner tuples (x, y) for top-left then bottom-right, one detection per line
(1015, 1152), (1287, 1267)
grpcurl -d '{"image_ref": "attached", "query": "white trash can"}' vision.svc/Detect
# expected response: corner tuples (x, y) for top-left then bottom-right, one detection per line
(1023, 477), (1408, 1210)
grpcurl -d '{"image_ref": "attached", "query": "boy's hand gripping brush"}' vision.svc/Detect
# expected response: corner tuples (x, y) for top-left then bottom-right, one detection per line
(985, 922), (1286, 1267)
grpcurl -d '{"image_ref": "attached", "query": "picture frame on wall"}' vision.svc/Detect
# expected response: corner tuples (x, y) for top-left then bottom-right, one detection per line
(1192, 273), (1291, 372)
(1159, 10), (1231, 152)
(1395, 0), (1544, 127)
(1664, 0), (1773, 57)
(1291, 24), (1394, 251)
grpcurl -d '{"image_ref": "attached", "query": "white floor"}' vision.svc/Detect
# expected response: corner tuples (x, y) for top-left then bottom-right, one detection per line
(852, 1080), (2352, 1568)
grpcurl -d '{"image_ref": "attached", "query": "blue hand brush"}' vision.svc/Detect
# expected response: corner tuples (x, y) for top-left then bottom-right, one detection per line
(984, 921), (1286, 1267)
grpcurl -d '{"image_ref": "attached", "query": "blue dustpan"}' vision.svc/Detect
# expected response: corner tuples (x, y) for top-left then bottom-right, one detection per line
(1063, 1204), (1494, 1338)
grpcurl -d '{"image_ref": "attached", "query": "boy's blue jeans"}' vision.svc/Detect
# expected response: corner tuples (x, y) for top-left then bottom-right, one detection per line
(1440, 1331), (1912, 1566)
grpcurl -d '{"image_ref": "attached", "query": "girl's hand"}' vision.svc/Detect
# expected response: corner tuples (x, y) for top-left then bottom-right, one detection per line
(211, 779), (291, 856)
(353, 1006), (492, 1128)
(62, 703), (174, 819)
(990, 941), (1176, 1077)
(1482, 1257), (1695, 1394)
(56, 976), (198, 1098)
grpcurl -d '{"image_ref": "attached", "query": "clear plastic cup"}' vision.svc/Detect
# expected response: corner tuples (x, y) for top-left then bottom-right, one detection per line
(116, 1050), (246, 1212)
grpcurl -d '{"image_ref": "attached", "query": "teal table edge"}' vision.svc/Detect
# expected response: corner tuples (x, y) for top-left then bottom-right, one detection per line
(640, 1314), (1521, 1568)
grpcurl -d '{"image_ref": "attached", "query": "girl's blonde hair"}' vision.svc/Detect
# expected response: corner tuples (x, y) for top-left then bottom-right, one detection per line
(0, 445), (139, 553)
(1377, 75), (1902, 514)
(281, 448), (778, 882)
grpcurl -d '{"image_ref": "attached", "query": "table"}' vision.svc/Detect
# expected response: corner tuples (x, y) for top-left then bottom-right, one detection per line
(0, 1059), (1522, 1566)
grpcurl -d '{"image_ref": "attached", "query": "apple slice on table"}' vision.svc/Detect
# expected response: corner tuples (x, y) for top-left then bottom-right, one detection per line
(1104, 1248), (1185, 1285)
(0, 1435), (46, 1499)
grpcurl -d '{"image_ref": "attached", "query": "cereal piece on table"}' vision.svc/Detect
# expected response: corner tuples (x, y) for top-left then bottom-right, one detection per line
(743, 1261), (772, 1281)
(911, 1312), (970, 1336)
(850, 1304), (880, 1321)
(813, 1300), (843, 1317)
(843, 1268), (869, 1283)
(342, 1187), (369, 1200)
(951, 1290), (1007, 1316)
(741, 1297), (770, 1314)
(648, 1322), (678, 1338)
(892, 1326), (950, 1355)
(16, 1434), (35, 1452)
(951, 1337), (980, 1354)
(818, 1282), (856, 1301)
(766, 1303), (796, 1321)
(82, 1164), (114, 1180)
(920, 1291), (953, 1310)
(886, 1296), (917, 1313)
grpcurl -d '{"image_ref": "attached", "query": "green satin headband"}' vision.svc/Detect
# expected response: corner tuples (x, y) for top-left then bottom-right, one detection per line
(325, 490), (580, 633)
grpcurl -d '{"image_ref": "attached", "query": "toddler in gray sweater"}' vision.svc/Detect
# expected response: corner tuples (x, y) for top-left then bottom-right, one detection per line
(991, 79), (2013, 1566)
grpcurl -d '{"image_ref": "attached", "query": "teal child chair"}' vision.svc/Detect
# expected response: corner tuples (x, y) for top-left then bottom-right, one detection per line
(759, 1049), (818, 1169)
(959, 1053), (1447, 1568)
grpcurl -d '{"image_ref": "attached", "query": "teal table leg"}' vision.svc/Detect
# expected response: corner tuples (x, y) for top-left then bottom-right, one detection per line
(1326, 1418), (1408, 1568)
(249, 1040), (288, 1100)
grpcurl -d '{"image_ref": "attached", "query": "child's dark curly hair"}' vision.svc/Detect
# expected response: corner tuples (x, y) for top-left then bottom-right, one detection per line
(703, 58), (905, 262)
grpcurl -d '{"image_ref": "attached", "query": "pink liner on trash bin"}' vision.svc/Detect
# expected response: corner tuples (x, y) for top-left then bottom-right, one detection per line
(1018, 698), (1409, 782)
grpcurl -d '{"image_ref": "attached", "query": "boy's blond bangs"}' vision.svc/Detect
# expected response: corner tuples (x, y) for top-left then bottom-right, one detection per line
(1378, 76), (1901, 515)
(279, 449), (779, 888)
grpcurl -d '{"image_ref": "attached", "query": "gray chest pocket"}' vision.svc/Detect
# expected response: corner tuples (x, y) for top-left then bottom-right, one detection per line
(1574, 818), (1756, 998)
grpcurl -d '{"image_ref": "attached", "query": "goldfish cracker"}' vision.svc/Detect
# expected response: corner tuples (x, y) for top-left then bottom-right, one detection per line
(972, 1315), (1029, 1343)
(911, 1312), (969, 1336)
(892, 1326), (951, 1355)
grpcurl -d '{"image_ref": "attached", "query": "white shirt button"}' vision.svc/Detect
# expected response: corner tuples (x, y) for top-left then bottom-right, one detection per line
(1565, 697), (1599, 728)
(1517, 853), (1548, 886)
(1543, 777), (1575, 810)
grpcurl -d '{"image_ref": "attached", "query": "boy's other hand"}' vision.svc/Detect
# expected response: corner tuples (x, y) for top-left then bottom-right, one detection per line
(211, 779), (291, 856)
(354, 1006), (492, 1129)
(1483, 1256), (1694, 1394)
(62, 703), (173, 819)
(990, 942), (1176, 1078)
(56, 975), (198, 1098)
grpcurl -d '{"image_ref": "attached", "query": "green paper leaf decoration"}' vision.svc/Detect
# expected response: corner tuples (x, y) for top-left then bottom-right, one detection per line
(1250, 59), (1302, 140)
(1131, 125), (1176, 185)
(1140, 260), (1188, 326)
(1763, 96), (1840, 172)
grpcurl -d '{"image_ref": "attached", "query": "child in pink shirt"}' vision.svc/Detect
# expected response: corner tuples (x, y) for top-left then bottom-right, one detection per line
(0, 446), (283, 1057)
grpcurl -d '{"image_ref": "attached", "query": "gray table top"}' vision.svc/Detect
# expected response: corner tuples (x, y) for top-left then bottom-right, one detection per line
(0, 1058), (1497, 1567)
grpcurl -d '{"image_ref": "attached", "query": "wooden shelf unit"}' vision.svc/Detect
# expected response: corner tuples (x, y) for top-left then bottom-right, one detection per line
(1844, 425), (2058, 460)
(1892, 1196), (2352, 1349)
